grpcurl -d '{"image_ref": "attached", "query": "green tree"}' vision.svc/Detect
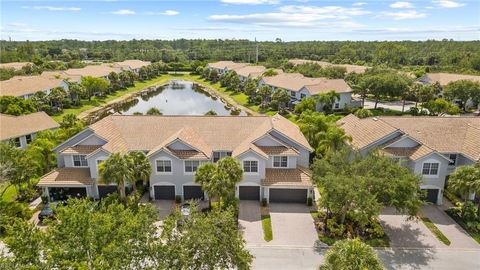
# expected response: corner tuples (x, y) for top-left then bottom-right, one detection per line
(360, 72), (411, 109)
(270, 88), (290, 112)
(258, 85), (273, 108)
(354, 108), (373, 119)
(126, 151), (151, 193)
(108, 71), (122, 92)
(262, 68), (278, 77)
(423, 98), (460, 116)
(294, 97), (316, 114)
(448, 164), (480, 217)
(444, 80), (480, 111)
(195, 157), (243, 207)
(81, 76), (109, 99)
(67, 82), (84, 106)
(25, 131), (58, 174)
(320, 238), (384, 270)
(243, 78), (258, 102)
(204, 110), (217, 115)
(316, 90), (340, 113)
(146, 107), (162, 115)
(48, 87), (68, 111)
(99, 153), (132, 200)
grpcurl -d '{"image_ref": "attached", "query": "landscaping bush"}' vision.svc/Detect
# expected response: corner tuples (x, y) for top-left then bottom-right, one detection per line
(175, 195), (182, 203)
(0, 201), (32, 235)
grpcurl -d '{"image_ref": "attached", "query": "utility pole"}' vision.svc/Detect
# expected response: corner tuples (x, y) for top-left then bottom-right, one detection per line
(255, 37), (259, 64)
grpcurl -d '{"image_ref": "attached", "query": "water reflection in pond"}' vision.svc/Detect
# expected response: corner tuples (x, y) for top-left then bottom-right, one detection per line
(116, 80), (245, 116)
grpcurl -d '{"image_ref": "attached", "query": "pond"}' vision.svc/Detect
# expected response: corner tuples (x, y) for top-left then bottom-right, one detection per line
(115, 80), (246, 116)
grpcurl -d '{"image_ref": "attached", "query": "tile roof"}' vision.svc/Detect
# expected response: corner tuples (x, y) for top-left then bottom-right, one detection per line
(64, 65), (121, 78)
(60, 145), (101, 155)
(339, 114), (480, 161)
(257, 146), (299, 156)
(231, 65), (266, 78)
(112, 60), (151, 70)
(260, 73), (309, 91)
(262, 166), (312, 187)
(0, 112), (60, 141)
(337, 114), (399, 150)
(0, 62), (32, 70)
(37, 168), (93, 186)
(208, 61), (248, 70)
(167, 149), (210, 160)
(85, 114), (311, 156)
(40, 71), (81, 82)
(0, 75), (65, 97)
(304, 79), (352, 95)
(421, 73), (480, 86)
(381, 144), (435, 161)
(289, 59), (368, 74)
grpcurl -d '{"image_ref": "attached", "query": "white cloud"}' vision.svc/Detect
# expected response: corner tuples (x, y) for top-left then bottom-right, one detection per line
(352, 2), (367, 6)
(7, 22), (27, 27)
(390, 2), (414, 9)
(22, 6), (81, 12)
(381, 10), (426, 20)
(432, 0), (465, 8)
(209, 5), (368, 28)
(146, 10), (179, 16)
(110, 9), (136, 15)
(220, 0), (279, 5)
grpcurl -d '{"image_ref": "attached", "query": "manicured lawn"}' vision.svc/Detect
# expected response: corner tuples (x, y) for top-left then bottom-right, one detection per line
(421, 217), (451, 245)
(52, 75), (176, 122)
(261, 214), (273, 242)
(0, 184), (16, 202)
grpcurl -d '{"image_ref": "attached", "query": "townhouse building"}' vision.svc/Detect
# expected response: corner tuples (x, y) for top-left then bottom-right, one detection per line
(38, 114), (315, 203)
(338, 114), (480, 205)
(0, 75), (69, 100)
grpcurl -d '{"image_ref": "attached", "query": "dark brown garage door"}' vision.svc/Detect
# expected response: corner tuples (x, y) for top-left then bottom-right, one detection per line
(154, 185), (175, 200)
(239, 186), (260, 200)
(183, 186), (204, 200)
(423, 189), (439, 204)
(269, 188), (307, 203)
(98, 185), (117, 198)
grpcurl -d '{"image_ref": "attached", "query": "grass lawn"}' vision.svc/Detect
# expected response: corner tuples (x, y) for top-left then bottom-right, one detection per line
(0, 184), (16, 202)
(421, 217), (451, 245)
(52, 75), (176, 122)
(261, 214), (273, 242)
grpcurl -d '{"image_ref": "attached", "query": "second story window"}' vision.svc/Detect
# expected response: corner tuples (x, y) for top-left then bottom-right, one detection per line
(422, 162), (439, 176)
(156, 160), (172, 173)
(213, 151), (232, 162)
(185, 160), (200, 173)
(25, 134), (32, 144)
(300, 93), (306, 100)
(273, 156), (288, 168)
(73, 155), (88, 167)
(448, 154), (457, 166)
(243, 160), (258, 173)
(13, 138), (21, 148)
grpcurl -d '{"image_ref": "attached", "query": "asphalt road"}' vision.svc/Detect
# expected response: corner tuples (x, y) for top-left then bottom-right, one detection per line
(249, 245), (480, 270)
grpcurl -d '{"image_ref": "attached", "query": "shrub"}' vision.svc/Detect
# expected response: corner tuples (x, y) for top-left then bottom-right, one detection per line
(261, 198), (268, 207)
(175, 195), (182, 203)
(320, 238), (384, 270)
(0, 201), (32, 235)
(326, 219), (346, 237)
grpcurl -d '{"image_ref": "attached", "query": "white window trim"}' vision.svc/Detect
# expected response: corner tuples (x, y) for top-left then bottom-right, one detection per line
(243, 158), (259, 175)
(184, 160), (202, 175)
(421, 161), (440, 178)
(155, 158), (173, 175)
(72, 154), (89, 168)
(272, 156), (288, 169)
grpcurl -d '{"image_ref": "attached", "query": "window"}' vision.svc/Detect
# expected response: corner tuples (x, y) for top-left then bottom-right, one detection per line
(300, 93), (306, 100)
(13, 138), (21, 148)
(422, 162), (439, 175)
(448, 154), (457, 166)
(243, 160), (258, 173)
(334, 103), (340, 109)
(156, 160), (172, 173)
(273, 156), (288, 168)
(25, 134), (32, 144)
(290, 91), (296, 98)
(73, 155), (88, 167)
(213, 151), (232, 162)
(185, 160), (200, 173)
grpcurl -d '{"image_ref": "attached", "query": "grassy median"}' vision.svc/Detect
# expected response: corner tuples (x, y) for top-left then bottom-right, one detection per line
(261, 214), (273, 242)
(421, 217), (451, 245)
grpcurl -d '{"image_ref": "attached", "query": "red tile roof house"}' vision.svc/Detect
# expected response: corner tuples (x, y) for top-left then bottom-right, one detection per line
(338, 114), (480, 204)
(38, 114), (315, 203)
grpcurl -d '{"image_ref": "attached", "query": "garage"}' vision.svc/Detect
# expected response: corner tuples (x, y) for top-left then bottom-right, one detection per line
(183, 185), (204, 200)
(154, 185), (175, 200)
(269, 188), (307, 203)
(98, 185), (117, 198)
(423, 189), (439, 204)
(239, 186), (260, 200)
(48, 187), (87, 201)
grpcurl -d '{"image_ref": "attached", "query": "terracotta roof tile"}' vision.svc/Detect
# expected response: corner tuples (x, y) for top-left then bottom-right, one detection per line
(304, 79), (352, 95)
(257, 146), (299, 156)
(0, 112), (60, 140)
(0, 62), (32, 70)
(262, 166), (312, 187)
(167, 149), (209, 160)
(37, 168), (93, 186)
(0, 76), (65, 97)
(60, 145), (101, 155)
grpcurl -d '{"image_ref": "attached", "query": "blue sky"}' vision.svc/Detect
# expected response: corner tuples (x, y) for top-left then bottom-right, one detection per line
(1, 0), (479, 41)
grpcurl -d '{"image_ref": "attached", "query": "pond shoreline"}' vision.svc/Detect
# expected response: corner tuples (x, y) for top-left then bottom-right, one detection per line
(81, 77), (257, 124)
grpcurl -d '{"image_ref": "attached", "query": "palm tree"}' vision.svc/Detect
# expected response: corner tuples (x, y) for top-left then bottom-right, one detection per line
(68, 82), (84, 106)
(351, 83), (368, 108)
(99, 153), (132, 200)
(448, 164), (480, 216)
(31, 91), (49, 111)
(258, 85), (273, 108)
(320, 238), (384, 270)
(126, 151), (151, 193)
(315, 90), (340, 114)
(271, 88), (290, 112)
(316, 126), (352, 157)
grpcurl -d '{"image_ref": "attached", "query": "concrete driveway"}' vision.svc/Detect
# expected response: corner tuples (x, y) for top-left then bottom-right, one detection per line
(150, 200), (175, 220)
(380, 207), (443, 248)
(421, 205), (479, 249)
(238, 200), (264, 245)
(268, 203), (321, 247)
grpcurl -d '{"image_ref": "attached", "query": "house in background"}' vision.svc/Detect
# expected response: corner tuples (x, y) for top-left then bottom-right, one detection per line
(0, 112), (60, 148)
(206, 61), (248, 76)
(0, 75), (69, 100)
(38, 114), (314, 203)
(338, 114), (480, 205)
(111, 60), (151, 75)
(0, 62), (33, 71)
(289, 59), (368, 74)
(231, 65), (267, 82)
(64, 64), (122, 81)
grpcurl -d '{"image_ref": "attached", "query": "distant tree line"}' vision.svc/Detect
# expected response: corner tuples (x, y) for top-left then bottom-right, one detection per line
(1, 39), (479, 75)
